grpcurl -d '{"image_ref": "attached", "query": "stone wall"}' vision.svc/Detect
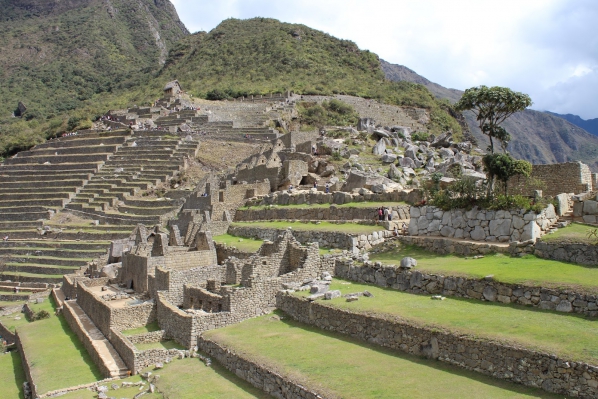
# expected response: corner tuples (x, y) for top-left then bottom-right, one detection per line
(15, 331), (39, 398)
(62, 301), (113, 377)
(334, 258), (598, 316)
(228, 225), (394, 252)
(0, 318), (16, 344)
(508, 162), (594, 197)
(535, 241), (598, 266)
(409, 205), (558, 242)
(277, 293), (598, 398)
(109, 329), (179, 374)
(396, 236), (509, 255)
(235, 204), (411, 223)
(198, 336), (324, 399)
(246, 189), (420, 208)
(215, 242), (254, 264)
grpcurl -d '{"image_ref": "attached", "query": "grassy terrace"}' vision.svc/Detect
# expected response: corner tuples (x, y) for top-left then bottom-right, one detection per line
(17, 297), (102, 394)
(0, 351), (26, 399)
(241, 201), (408, 211)
(297, 279), (598, 364)
(370, 245), (598, 293)
(204, 313), (562, 399)
(231, 221), (385, 234)
(542, 223), (598, 244)
(213, 233), (265, 253)
(0, 298), (53, 332)
(121, 321), (161, 336)
(57, 358), (269, 399)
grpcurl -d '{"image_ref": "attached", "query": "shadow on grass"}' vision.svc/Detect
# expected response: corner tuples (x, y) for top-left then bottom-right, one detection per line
(272, 310), (563, 399)
(8, 350), (25, 399)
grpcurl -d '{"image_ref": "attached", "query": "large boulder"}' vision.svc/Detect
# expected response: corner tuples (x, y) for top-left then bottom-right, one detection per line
(400, 257), (417, 269)
(399, 157), (416, 169)
(341, 170), (397, 192)
(430, 132), (453, 148)
(372, 139), (387, 155)
(381, 153), (397, 163)
(100, 263), (121, 279)
(372, 129), (391, 140)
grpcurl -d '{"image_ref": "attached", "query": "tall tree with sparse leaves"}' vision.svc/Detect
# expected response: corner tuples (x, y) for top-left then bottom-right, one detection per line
(454, 86), (532, 154)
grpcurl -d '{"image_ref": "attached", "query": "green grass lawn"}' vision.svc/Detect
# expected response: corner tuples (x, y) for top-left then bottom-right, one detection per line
(297, 279), (598, 364)
(135, 340), (185, 351)
(204, 313), (562, 399)
(213, 234), (264, 253)
(231, 221), (384, 234)
(57, 358), (269, 399)
(543, 223), (598, 244)
(17, 297), (103, 394)
(0, 351), (26, 399)
(121, 321), (161, 336)
(0, 298), (53, 332)
(370, 245), (598, 293)
(242, 201), (407, 211)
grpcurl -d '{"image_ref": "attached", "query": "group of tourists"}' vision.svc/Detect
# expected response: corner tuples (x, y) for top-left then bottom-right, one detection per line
(61, 131), (78, 137)
(377, 206), (393, 222)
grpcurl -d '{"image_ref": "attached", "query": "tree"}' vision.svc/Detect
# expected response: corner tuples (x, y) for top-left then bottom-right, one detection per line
(483, 153), (532, 196)
(455, 86), (532, 154)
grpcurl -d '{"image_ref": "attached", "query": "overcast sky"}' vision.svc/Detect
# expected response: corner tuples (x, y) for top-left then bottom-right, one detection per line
(171, 0), (597, 120)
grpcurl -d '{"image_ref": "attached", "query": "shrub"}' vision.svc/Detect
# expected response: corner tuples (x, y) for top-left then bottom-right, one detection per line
(331, 151), (342, 161)
(411, 132), (429, 142)
(32, 309), (50, 321)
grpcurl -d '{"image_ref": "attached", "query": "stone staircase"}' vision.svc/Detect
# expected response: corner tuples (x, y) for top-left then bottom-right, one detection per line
(65, 130), (200, 226)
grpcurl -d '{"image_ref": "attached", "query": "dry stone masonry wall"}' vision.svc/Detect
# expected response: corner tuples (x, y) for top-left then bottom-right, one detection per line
(277, 294), (598, 398)
(334, 258), (598, 316)
(409, 205), (558, 242)
(508, 162), (595, 197)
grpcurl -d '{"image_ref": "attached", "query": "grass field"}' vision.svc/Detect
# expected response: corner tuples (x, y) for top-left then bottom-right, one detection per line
(17, 297), (102, 394)
(543, 223), (598, 244)
(58, 358), (269, 399)
(297, 279), (598, 364)
(0, 351), (26, 399)
(242, 201), (407, 211)
(121, 321), (161, 336)
(204, 313), (562, 399)
(213, 234), (264, 253)
(370, 245), (598, 293)
(231, 221), (384, 234)
(0, 298), (53, 332)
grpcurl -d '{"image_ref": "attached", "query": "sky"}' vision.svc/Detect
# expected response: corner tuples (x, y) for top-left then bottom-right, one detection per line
(170, 0), (598, 120)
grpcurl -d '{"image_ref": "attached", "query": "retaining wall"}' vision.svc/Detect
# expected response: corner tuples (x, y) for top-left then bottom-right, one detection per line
(62, 301), (112, 377)
(334, 259), (598, 317)
(198, 337), (324, 399)
(0, 318), (16, 344)
(277, 293), (598, 398)
(229, 225), (393, 252)
(409, 205), (558, 243)
(535, 241), (598, 266)
(109, 329), (178, 374)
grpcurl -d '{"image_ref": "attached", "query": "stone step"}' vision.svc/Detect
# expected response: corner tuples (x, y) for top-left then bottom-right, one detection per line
(0, 173), (93, 183)
(25, 145), (119, 157)
(0, 221), (44, 229)
(37, 136), (127, 149)
(6, 255), (91, 267)
(0, 211), (51, 222)
(0, 247), (104, 258)
(4, 153), (111, 165)
(5, 262), (85, 275)
(0, 191), (75, 199)
(0, 240), (110, 250)
(0, 179), (86, 189)
(0, 163), (102, 173)
(0, 272), (63, 283)
(0, 199), (66, 208)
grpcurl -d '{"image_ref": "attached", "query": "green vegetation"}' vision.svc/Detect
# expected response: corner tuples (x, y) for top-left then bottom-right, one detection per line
(0, 298), (53, 332)
(204, 313), (562, 399)
(121, 321), (161, 336)
(231, 221), (384, 234)
(297, 99), (359, 128)
(0, 0), (187, 157)
(297, 279), (598, 364)
(0, 351), (26, 399)
(242, 201), (407, 211)
(370, 245), (598, 293)
(213, 234), (264, 253)
(58, 375), (161, 399)
(17, 297), (102, 393)
(135, 340), (185, 351)
(542, 223), (598, 245)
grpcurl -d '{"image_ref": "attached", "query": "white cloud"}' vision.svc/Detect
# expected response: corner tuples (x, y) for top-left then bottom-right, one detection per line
(170, 0), (598, 119)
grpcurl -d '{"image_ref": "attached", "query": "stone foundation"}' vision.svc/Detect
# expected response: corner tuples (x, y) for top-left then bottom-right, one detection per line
(535, 241), (598, 266)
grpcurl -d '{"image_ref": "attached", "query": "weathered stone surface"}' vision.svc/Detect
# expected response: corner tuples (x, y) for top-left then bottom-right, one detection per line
(400, 257), (417, 269)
